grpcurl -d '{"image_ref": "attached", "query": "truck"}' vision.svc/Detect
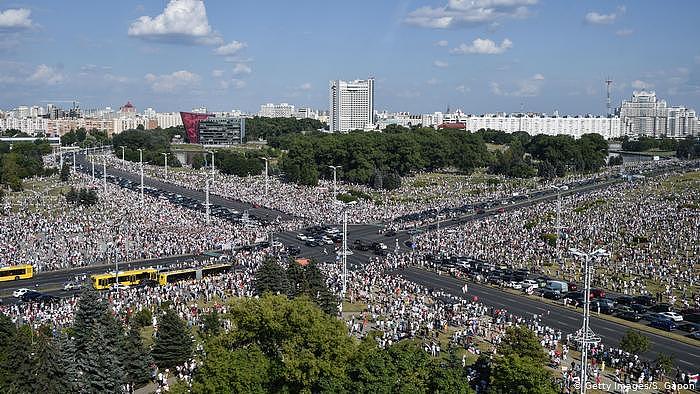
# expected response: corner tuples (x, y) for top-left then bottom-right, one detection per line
(545, 280), (568, 294)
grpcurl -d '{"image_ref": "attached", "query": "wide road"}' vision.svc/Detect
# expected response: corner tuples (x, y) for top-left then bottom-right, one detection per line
(398, 266), (700, 370)
(74, 152), (295, 222)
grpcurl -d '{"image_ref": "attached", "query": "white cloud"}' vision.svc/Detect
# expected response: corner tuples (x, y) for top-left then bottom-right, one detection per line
(426, 78), (439, 85)
(584, 12), (616, 25)
(456, 84), (470, 93)
(491, 73), (544, 97)
(215, 40), (246, 55)
(0, 8), (33, 29)
(631, 80), (653, 90)
(27, 64), (64, 85)
(299, 82), (312, 90)
(219, 78), (246, 90)
(211, 69), (224, 77)
(450, 38), (512, 55)
(405, 0), (538, 29)
(616, 28), (633, 37)
(144, 70), (200, 92)
(433, 60), (449, 68)
(232, 63), (251, 75)
(435, 40), (449, 47)
(128, 0), (221, 45)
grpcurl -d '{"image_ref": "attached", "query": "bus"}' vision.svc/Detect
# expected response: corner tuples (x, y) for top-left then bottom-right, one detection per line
(157, 263), (232, 286)
(0, 264), (34, 282)
(91, 268), (158, 290)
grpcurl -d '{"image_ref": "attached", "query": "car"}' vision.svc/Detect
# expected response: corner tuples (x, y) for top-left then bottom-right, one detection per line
(685, 313), (700, 324)
(616, 310), (643, 322)
(633, 295), (656, 306)
(384, 229), (397, 237)
(542, 289), (562, 300)
(614, 296), (634, 306)
(677, 322), (700, 333)
(660, 312), (684, 322)
(336, 249), (353, 256)
(110, 283), (129, 290)
(629, 303), (648, 314)
(63, 281), (82, 291)
(590, 288), (606, 299)
(690, 331), (700, 340)
(21, 291), (43, 302)
(508, 281), (523, 290)
(13, 288), (31, 298)
(296, 234), (308, 241)
(36, 294), (60, 303)
(521, 279), (538, 290)
(650, 319), (677, 331)
(271, 241), (283, 248)
(591, 300), (615, 315)
(648, 303), (673, 313)
(567, 282), (579, 292)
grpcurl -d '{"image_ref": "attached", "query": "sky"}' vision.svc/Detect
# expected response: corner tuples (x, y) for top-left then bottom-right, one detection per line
(0, 0), (699, 115)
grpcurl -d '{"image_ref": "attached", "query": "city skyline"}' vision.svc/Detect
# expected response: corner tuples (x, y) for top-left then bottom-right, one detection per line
(1, 0), (699, 114)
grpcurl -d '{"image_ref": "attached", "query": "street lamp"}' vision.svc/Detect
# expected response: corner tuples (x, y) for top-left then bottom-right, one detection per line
(137, 148), (144, 203)
(335, 200), (357, 310)
(328, 165), (341, 198)
(553, 185), (569, 267)
(208, 150), (215, 187)
(260, 157), (270, 196)
(205, 178), (211, 224)
(569, 247), (609, 394)
(102, 156), (107, 194)
(161, 152), (169, 179)
(120, 146), (125, 163)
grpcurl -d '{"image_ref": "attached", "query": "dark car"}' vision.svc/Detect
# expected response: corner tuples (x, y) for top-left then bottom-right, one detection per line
(615, 296), (634, 306)
(590, 288), (606, 299)
(384, 229), (397, 237)
(648, 303), (673, 313)
(633, 295), (656, 306)
(677, 322), (700, 333)
(650, 319), (677, 331)
(21, 291), (43, 302)
(615, 310), (643, 322)
(542, 289), (562, 300)
(684, 313), (700, 324)
(36, 294), (60, 303)
(591, 300), (615, 314)
(629, 303), (648, 314)
(567, 282), (579, 292)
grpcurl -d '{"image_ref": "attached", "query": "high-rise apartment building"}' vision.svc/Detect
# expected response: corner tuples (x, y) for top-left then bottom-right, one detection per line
(329, 77), (374, 132)
(619, 91), (669, 137)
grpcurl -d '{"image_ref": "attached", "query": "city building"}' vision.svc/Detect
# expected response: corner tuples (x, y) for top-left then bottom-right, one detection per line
(295, 107), (319, 120)
(156, 112), (184, 129)
(329, 77), (375, 132)
(258, 103), (295, 118)
(144, 107), (156, 118)
(619, 91), (698, 138)
(198, 117), (246, 145)
(119, 101), (136, 114)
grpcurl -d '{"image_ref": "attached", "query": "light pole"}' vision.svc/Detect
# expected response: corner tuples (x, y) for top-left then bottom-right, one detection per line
(260, 157), (270, 196)
(120, 146), (125, 163)
(137, 148), (144, 203)
(208, 150), (215, 186)
(161, 153), (169, 179)
(554, 185), (569, 268)
(328, 165), (341, 198)
(336, 200), (356, 308)
(569, 247), (609, 394)
(102, 156), (107, 194)
(205, 178), (211, 224)
(91, 157), (95, 179)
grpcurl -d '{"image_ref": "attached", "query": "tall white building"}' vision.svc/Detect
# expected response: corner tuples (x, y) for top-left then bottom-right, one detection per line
(258, 103), (295, 118)
(156, 112), (183, 129)
(144, 107), (156, 118)
(619, 91), (698, 138)
(329, 77), (375, 132)
(667, 106), (697, 138)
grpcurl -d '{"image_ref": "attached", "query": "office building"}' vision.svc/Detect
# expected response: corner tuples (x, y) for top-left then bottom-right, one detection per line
(329, 77), (375, 132)
(619, 91), (698, 138)
(198, 117), (245, 145)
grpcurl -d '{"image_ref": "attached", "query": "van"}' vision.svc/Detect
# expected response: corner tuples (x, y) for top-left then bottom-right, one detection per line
(545, 280), (568, 294)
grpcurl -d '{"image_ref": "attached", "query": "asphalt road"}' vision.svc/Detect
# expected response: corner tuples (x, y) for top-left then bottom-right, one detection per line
(397, 266), (700, 370)
(74, 153), (295, 222)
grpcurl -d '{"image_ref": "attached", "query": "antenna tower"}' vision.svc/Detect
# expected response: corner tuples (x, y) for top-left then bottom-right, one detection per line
(605, 78), (613, 116)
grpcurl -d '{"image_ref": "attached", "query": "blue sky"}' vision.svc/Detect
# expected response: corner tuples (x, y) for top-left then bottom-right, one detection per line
(0, 0), (698, 114)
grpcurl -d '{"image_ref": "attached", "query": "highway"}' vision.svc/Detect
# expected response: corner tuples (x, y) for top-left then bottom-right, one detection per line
(397, 266), (700, 369)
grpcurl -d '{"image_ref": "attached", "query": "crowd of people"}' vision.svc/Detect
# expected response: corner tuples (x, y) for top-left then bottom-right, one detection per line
(414, 169), (700, 307)
(0, 171), (273, 272)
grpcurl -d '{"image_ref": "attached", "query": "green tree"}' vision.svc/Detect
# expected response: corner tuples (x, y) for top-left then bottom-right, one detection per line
(2, 325), (35, 394)
(60, 163), (70, 181)
(654, 353), (674, 378)
(201, 310), (221, 337)
(32, 332), (75, 394)
(193, 343), (270, 393)
(254, 257), (289, 295)
(132, 308), (153, 329)
(489, 353), (557, 394)
(123, 327), (153, 386)
(152, 308), (193, 369)
(619, 330), (651, 355)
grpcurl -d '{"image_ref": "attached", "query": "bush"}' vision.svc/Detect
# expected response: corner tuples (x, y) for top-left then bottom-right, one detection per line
(132, 308), (153, 329)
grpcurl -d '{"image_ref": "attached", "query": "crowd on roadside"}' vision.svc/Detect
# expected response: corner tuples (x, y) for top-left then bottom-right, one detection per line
(0, 172), (274, 272)
(413, 169), (700, 307)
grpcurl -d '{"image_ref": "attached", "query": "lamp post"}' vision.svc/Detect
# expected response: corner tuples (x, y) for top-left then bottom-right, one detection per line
(336, 200), (357, 309)
(102, 156), (107, 194)
(208, 150), (215, 186)
(569, 247), (609, 394)
(120, 146), (125, 163)
(205, 178), (210, 224)
(328, 165), (341, 198)
(137, 148), (144, 203)
(260, 157), (270, 196)
(91, 157), (95, 179)
(161, 153), (169, 179)
(553, 185), (569, 267)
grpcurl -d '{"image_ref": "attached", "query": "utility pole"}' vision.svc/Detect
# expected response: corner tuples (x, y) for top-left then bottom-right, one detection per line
(569, 247), (608, 394)
(261, 157), (270, 196)
(103, 156), (107, 194)
(328, 165), (341, 198)
(205, 178), (210, 224)
(162, 152), (169, 179)
(137, 148), (144, 203)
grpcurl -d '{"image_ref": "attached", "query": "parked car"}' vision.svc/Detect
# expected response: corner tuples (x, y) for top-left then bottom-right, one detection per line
(521, 279), (539, 291)
(63, 281), (82, 291)
(660, 312), (684, 322)
(633, 295), (656, 306)
(508, 280), (523, 290)
(590, 288), (606, 299)
(614, 296), (634, 306)
(648, 304), (674, 313)
(650, 319), (677, 331)
(545, 280), (568, 294)
(542, 289), (562, 300)
(690, 331), (700, 340)
(591, 299), (616, 314)
(677, 322), (700, 333)
(615, 310), (643, 322)
(567, 282), (579, 292)
(13, 288), (31, 298)
(684, 313), (700, 324)
(20, 291), (43, 302)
